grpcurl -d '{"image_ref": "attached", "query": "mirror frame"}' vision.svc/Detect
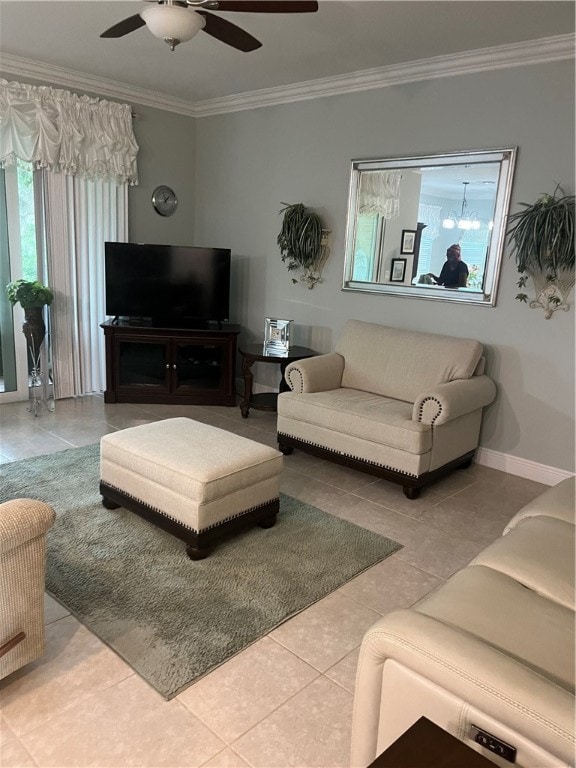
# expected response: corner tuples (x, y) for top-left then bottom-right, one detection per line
(342, 147), (517, 306)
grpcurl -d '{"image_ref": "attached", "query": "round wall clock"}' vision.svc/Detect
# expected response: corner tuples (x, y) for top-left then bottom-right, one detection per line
(152, 185), (178, 217)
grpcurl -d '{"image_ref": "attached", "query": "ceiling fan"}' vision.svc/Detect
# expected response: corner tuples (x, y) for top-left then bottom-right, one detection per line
(100, 0), (319, 52)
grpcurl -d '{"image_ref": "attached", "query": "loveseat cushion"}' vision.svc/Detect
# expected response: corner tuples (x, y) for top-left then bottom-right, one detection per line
(471, 516), (575, 609)
(278, 388), (432, 455)
(336, 320), (483, 403)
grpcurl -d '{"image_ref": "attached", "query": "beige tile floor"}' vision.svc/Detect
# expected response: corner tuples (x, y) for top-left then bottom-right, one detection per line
(0, 395), (547, 768)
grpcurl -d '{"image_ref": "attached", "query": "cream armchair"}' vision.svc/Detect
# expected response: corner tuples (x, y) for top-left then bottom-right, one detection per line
(277, 320), (496, 498)
(0, 498), (56, 679)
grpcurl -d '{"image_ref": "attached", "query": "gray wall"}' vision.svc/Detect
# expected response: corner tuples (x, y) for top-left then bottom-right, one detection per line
(129, 105), (196, 246)
(193, 60), (575, 472)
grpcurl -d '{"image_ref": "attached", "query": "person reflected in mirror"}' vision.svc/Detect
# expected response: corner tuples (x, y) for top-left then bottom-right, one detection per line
(428, 244), (469, 288)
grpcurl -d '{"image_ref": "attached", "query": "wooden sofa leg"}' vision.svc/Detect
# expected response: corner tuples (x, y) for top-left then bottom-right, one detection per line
(0, 632), (26, 659)
(258, 513), (277, 529)
(102, 497), (121, 510)
(278, 443), (294, 456)
(186, 544), (212, 560)
(403, 486), (421, 500)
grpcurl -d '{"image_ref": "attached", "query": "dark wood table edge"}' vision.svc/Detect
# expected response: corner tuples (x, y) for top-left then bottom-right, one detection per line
(239, 344), (316, 417)
(367, 717), (496, 768)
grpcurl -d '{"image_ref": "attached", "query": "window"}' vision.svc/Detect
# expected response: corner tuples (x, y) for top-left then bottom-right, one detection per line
(0, 163), (42, 398)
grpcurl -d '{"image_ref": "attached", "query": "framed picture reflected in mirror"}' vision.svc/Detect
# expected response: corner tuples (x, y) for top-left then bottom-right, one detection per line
(401, 230), (416, 255)
(390, 258), (407, 283)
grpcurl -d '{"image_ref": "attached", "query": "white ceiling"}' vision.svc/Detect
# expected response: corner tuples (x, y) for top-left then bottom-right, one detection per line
(0, 1), (574, 106)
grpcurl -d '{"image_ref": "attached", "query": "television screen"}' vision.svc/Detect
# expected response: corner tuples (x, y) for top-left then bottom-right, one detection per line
(105, 242), (231, 326)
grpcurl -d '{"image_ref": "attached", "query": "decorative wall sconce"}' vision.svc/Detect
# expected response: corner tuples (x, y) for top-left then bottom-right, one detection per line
(507, 188), (575, 319)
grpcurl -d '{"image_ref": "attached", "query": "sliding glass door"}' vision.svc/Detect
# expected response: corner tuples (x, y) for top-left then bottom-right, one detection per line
(0, 165), (39, 403)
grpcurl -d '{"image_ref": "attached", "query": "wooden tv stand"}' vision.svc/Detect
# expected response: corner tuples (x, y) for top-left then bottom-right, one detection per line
(101, 320), (240, 406)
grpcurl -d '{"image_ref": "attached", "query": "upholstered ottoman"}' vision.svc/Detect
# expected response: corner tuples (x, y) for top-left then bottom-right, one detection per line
(99, 418), (283, 559)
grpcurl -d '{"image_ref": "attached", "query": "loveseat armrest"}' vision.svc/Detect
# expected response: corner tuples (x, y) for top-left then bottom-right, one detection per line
(351, 609), (575, 768)
(0, 499), (56, 555)
(412, 375), (496, 425)
(284, 353), (345, 393)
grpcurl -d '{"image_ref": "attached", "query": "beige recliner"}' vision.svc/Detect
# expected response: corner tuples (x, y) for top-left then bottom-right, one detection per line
(0, 498), (56, 679)
(277, 320), (496, 498)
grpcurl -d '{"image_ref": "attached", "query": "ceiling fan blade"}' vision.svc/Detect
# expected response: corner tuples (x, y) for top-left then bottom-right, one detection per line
(100, 15), (146, 38)
(196, 11), (262, 51)
(209, 1), (318, 12)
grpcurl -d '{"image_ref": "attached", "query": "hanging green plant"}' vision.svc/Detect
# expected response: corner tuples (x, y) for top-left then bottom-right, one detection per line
(506, 186), (575, 318)
(277, 202), (330, 289)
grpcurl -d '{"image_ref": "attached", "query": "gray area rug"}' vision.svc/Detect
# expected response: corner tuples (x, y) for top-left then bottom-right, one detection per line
(1, 443), (402, 699)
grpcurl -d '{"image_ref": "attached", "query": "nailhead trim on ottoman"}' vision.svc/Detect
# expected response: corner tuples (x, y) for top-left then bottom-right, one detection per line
(100, 418), (283, 559)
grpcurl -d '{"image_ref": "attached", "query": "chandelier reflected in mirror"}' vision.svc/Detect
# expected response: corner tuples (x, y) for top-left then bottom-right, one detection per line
(442, 182), (481, 230)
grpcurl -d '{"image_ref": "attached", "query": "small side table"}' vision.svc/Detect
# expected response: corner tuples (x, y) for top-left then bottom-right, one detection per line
(239, 344), (316, 418)
(368, 717), (496, 768)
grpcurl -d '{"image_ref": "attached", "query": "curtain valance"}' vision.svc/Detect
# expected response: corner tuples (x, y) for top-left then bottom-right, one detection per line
(358, 170), (402, 218)
(0, 79), (138, 185)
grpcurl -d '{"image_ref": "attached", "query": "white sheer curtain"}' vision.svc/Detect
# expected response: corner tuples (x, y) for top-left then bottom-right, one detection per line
(41, 171), (128, 397)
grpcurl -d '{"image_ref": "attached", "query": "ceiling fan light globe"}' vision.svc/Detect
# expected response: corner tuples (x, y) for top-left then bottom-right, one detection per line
(140, 5), (205, 44)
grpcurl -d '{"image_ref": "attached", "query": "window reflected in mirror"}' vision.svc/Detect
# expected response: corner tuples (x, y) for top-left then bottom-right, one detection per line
(343, 149), (517, 306)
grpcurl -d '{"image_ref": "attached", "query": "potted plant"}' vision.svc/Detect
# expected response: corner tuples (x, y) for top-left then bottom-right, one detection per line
(277, 202), (330, 289)
(506, 186), (575, 318)
(5, 279), (54, 361)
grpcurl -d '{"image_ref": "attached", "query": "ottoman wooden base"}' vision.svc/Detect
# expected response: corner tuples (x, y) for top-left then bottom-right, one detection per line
(100, 481), (279, 560)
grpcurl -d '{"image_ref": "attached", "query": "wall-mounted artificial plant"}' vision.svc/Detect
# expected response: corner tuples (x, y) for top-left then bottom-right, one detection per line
(506, 186), (575, 318)
(278, 202), (330, 289)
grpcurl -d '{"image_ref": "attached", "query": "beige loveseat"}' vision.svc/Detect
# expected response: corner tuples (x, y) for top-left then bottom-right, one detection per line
(350, 476), (575, 767)
(277, 320), (496, 498)
(0, 498), (56, 679)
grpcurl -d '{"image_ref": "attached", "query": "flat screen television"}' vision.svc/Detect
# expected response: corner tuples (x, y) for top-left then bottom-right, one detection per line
(105, 242), (231, 327)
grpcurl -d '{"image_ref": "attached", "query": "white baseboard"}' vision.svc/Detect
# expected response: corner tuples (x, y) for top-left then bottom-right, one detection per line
(241, 380), (573, 487)
(475, 447), (573, 486)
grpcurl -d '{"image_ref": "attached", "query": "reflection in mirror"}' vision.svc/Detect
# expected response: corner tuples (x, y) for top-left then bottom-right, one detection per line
(343, 149), (517, 305)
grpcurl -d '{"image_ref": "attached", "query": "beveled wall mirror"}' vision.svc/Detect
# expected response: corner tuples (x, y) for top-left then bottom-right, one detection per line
(342, 148), (517, 305)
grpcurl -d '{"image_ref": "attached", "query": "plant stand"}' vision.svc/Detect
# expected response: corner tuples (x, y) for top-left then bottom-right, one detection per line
(25, 326), (54, 417)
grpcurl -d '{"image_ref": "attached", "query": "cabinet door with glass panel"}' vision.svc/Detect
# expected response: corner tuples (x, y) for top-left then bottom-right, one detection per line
(115, 337), (170, 393)
(173, 340), (227, 393)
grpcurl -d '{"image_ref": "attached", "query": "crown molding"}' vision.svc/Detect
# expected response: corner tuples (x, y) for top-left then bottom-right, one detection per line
(1, 33), (574, 119)
(194, 33), (576, 117)
(0, 53), (197, 117)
